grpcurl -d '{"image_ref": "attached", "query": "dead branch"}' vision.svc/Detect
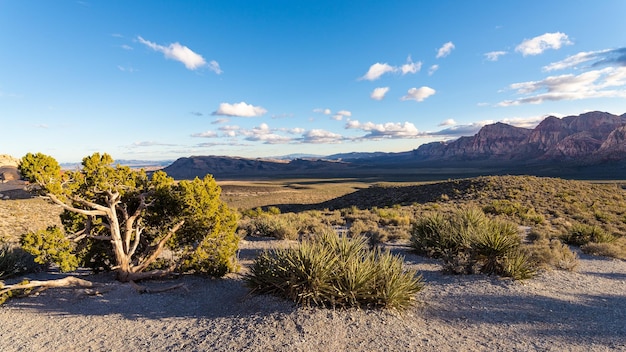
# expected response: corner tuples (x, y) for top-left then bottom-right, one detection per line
(0, 276), (96, 296)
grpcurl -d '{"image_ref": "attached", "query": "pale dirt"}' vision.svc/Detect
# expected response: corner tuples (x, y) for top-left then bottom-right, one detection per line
(1, 237), (625, 352)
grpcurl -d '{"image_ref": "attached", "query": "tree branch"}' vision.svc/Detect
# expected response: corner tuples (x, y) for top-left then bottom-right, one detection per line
(0, 277), (97, 296)
(132, 220), (184, 273)
(47, 193), (108, 217)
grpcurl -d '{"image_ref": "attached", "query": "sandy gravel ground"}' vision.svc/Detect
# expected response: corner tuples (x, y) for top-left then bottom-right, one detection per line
(1, 238), (625, 352)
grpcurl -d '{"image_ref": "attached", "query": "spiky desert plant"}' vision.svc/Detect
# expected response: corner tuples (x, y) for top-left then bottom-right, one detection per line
(245, 233), (423, 309)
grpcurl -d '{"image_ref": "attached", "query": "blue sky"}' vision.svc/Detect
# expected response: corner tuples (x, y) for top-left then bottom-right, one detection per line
(2, 1), (626, 163)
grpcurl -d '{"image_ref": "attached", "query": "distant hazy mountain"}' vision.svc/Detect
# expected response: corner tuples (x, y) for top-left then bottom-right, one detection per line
(163, 111), (626, 180)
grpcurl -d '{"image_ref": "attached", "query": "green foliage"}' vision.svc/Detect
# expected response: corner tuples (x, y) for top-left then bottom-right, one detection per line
(20, 226), (78, 272)
(411, 208), (535, 279)
(562, 223), (616, 246)
(18, 152), (239, 280)
(245, 233), (424, 309)
(0, 280), (32, 305)
(0, 243), (40, 279)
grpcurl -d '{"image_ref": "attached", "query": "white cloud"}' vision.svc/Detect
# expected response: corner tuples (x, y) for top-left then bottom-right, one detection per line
(370, 87), (390, 100)
(543, 48), (626, 71)
(117, 65), (137, 73)
(439, 119), (456, 126)
(208, 60), (222, 74)
(121, 44), (133, 50)
(313, 108), (332, 115)
(137, 36), (215, 71)
(498, 66), (626, 106)
(485, 51), (507, 61)
(212, 101), (267, 117)
(401, 86), (436, 102)
(212, 118), (229, 124)
(428, 64), (439, 76)
(191, 131), (218, 138)
(301, 129), (343, 144)
(401, 56), (422, 74)
(331, 110), (352, 121)
(346, 120), (421, 139)
(360, 62), (396, 81)
(436, 42), (455, 59)
(515, 32), (572, 56)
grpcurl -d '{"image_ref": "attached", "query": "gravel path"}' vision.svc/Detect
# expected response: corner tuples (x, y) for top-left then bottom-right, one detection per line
(1, 238), (625, 352)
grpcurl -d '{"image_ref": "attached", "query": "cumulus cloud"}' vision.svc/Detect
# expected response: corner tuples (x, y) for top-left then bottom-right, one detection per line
(360, 62), (396, 81)
(515, 32), (572, 56)
(370, 87), (390, 100)
(346, 120), (421, 139)
(401, 86), (436, 102)
(301, 129), (344, 144)
(498, 66), (626, 106)
(400, 56), (422, 74)
(212, 101), (267, 117)
(332, 110), (352, 121)
(439, 119), (456, 126)
(137, 36), (220, 72)
(360, 56), (422, 81)
(484, 51), (507, 62)
(431, 122), (487, 137)
(428, 64), (439, 76)
(543, 47), (626, 71)
(436, 42), (455, 58)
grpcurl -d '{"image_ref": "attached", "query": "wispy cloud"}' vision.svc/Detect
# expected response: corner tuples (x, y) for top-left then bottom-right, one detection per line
(401, 86), (436, 102)
(212, 101), (267, 117)
(436, 42), (455, 59)
(360, 62), (396, 81)
(543, 47), (626, 71)
(484, 51), (507, 62)
(370, 87), (390, 100)
(313, 108), (332, 115)
(360, 56), (422, 81)
(515, 32), (572, 56)
(428, 65), (439, 76)
(190, 131), (218, 138)
(137, 36), (220, 72)
(130, 141), (177, 147)
(117, 65), (137, 73)
(212, 118), (229, 124)
(498, 66), (626, 106)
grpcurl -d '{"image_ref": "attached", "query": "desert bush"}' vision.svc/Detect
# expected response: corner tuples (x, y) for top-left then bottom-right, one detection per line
(411, 208), (535, 279)
(0, 243), (41, 279)
(527, 238), (579, 271)
(244, 233), (424, 309)
(562, 223), (616, 246)
(581, 237), (626, 260)
(238, 214), (299, 240)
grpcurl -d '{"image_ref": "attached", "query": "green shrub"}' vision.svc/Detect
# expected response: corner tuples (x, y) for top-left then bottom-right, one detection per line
(20, 226), (79, 272)
(562, 224), (615, 246)
(527, 238), (579, 271)
(411, 208), (535, 279)
(244, 233), (424, 309)
(0, 243), (41, 279)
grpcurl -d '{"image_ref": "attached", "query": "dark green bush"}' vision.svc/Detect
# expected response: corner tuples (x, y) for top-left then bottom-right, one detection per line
(0, 243), (41, 279)
(244, 233), (424, 309)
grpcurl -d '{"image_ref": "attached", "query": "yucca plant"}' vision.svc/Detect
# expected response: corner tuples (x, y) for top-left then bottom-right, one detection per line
(245, 233), (424, 309)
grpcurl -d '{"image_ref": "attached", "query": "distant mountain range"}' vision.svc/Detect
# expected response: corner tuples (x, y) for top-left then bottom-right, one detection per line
(163, 111), (626, 180)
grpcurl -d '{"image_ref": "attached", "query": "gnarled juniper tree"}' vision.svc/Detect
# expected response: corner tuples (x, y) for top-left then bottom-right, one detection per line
(19, 152), (239, 282)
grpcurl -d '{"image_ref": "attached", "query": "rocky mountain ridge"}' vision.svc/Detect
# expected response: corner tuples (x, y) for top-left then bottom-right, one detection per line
(162, 111), (626, 180)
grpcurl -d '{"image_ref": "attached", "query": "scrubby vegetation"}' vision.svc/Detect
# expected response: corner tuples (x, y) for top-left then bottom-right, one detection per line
(0, 243), (40, 280)
(244, 232), (424, 309)
(232, 175), (626, 274)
